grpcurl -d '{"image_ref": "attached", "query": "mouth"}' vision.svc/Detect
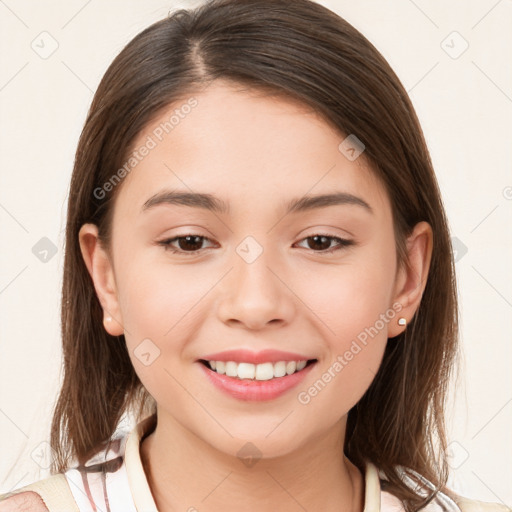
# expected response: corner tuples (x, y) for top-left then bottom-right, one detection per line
(198, 358), (318, 381)
(197, 357), (318, 401)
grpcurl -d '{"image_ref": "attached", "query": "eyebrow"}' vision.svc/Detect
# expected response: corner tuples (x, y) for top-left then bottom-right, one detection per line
(141, 189), (373, 216)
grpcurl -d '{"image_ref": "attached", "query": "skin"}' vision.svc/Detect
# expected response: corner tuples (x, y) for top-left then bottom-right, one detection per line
(79, 80), (432, 512)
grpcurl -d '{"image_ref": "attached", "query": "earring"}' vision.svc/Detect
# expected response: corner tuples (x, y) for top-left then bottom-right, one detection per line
(397, 317), (407, 326)
(105, 316), (112, 323)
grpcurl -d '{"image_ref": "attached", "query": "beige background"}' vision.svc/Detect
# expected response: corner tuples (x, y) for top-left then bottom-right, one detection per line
(0, 0), (511, 504)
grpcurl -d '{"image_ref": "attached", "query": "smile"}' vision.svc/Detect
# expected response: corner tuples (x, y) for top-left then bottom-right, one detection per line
(200, 359), (316, 380)
(197, 359), (318, 401)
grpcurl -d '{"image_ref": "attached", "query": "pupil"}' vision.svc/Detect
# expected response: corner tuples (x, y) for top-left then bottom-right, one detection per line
(180, 235), (202, 251)
(310, 235), (330, 251)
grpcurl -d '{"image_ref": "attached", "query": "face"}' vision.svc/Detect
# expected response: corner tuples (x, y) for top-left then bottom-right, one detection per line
(80, 80), (431, 458)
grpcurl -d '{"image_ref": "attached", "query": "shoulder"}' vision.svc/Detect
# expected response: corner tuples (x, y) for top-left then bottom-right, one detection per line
(377, 464), (511, 512)
(454, 496), (512, 512)
(380, 489), (511, 512)
(0, 491), (49, 511)
(0, 473), (77, 512)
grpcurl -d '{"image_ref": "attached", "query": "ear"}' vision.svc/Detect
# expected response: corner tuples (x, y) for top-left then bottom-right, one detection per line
(388, 221), (433, 338)
(78, 223), (124, 336)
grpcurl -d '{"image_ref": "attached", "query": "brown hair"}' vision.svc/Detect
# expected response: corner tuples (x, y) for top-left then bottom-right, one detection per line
(50, 0), (460, 509)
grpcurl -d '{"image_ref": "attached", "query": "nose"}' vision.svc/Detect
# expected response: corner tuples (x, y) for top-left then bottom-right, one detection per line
(216, 249), (295, 330)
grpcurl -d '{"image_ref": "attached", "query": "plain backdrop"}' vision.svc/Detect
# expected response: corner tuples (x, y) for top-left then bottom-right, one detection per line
(0, 0), (511, 504)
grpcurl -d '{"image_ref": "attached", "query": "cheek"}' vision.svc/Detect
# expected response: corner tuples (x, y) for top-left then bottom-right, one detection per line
(116, 254), (224, 369)
(298, 249), (396, 347)
(295, 335), (387, 431)
(118, 244), (208, 316)
(116, 261), (208, 401)
(292, 245), (396, 410)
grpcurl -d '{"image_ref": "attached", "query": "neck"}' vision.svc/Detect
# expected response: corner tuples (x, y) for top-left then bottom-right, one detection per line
(139, 411), (365, 512)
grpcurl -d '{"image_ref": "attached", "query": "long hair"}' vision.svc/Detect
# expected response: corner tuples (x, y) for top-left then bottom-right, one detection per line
(50, 1), (460, 509)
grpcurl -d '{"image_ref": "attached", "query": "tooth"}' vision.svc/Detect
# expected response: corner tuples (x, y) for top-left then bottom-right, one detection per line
(225, 361), (238, 377)
(255, 362), (274, 380)
(273, 361), (286, 377)
(237, 362), (256, 380)
(210, 359), (310, 379)
(285, 361), (297, 375)
(296, 360), (307, 371)
(274, 361), (286, 377)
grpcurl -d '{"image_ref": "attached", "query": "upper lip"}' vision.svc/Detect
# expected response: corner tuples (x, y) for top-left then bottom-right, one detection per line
(199, 349), (315, 364)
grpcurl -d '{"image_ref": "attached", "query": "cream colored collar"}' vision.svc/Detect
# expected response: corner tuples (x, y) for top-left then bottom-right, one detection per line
(125, 415), (383, 511)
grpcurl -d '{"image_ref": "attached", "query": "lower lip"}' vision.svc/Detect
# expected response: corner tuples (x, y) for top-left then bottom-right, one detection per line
(198, 361), (316, 401)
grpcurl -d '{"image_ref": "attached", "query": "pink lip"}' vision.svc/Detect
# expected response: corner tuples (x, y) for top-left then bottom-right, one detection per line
(198, 360), (316, 401)
(199, 349), (313, 364)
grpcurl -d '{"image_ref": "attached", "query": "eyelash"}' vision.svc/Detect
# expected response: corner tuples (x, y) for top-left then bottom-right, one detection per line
(157, 233), (354, 256)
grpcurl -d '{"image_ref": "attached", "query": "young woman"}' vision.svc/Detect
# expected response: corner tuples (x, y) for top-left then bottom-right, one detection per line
(1, 0), (509, 511)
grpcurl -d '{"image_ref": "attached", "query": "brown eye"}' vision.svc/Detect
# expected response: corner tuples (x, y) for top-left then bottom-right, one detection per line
(157, 233), (354, 257)
(295, 234), (354, 254)
(158, 235), (215, 255)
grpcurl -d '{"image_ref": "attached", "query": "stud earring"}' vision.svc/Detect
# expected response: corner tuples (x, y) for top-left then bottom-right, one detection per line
(105, 316), (112, 323)
(397, 317), (407, 326)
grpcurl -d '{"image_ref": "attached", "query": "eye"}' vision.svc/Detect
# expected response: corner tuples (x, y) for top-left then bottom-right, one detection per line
(157, 233), (354, 256)
(294, 234), (354, 254)
(157, 234), (216, 255)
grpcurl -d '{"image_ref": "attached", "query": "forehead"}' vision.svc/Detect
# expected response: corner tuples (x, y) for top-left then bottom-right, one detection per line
(112, 80), (390, 221)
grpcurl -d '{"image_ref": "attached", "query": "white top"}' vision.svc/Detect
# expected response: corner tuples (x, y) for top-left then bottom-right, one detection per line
(61, 413), (462, 512)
